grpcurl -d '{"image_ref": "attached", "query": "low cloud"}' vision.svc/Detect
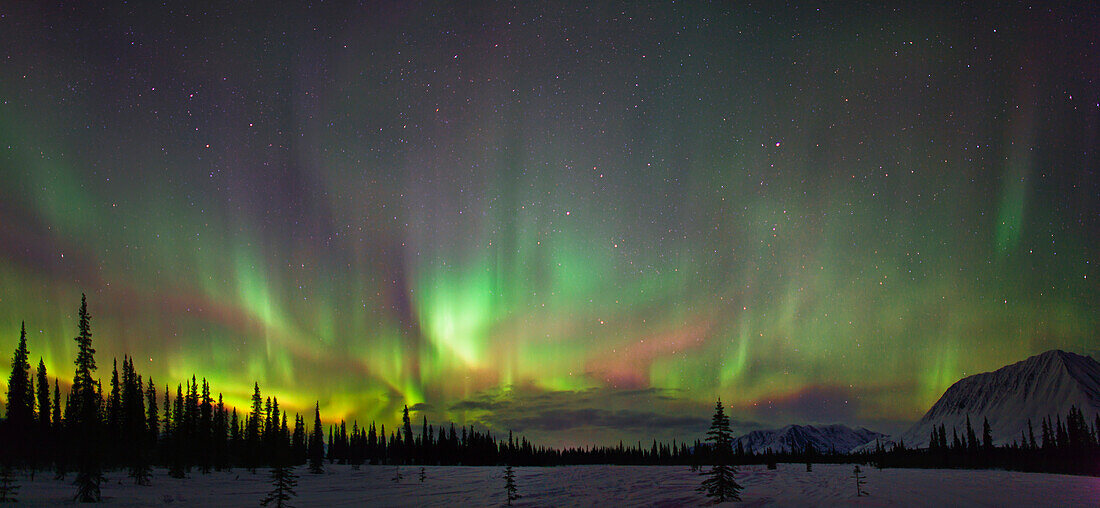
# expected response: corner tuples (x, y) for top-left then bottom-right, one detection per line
(446, 386), (761, 447)
(492, 408), (706, 433)
(448, 399), (506, 412)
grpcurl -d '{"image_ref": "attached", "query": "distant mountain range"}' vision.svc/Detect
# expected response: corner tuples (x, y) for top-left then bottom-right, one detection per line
(732, 424), (886, 455)
(748, 350), (1100, 455)
(893, 350), (1100, 448)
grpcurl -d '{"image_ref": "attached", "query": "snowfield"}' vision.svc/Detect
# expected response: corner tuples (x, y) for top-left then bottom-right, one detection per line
(11, 463), (1098, 506)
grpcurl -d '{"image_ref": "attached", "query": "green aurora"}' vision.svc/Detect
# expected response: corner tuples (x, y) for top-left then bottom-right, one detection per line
(0, 3), (1096, 446)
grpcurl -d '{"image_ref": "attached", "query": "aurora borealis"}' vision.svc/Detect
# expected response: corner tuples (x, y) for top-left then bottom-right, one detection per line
(0, 3), (1096, 446)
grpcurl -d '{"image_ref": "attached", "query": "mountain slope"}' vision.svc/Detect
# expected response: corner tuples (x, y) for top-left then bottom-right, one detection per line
(898, 350), (1100, 448)
(733, 424), (886, 455)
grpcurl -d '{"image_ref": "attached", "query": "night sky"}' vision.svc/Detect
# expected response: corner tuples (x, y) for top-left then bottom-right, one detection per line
(1, 3), (1096, 446)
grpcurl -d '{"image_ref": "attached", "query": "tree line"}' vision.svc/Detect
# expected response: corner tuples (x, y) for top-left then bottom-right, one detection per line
(862, 409), (1100, 476)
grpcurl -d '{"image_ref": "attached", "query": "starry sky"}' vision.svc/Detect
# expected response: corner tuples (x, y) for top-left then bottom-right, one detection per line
(0, 2), (1096, 446)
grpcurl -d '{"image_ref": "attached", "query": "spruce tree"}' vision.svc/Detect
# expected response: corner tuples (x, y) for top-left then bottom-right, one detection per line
(965, 415), (977, 453)
(1065, 406), (1086, 449)
(185, 376), (198, 469)
(1055, 415), (1068, 450)
(129, 455), (152, 486)
(200, 379), (213, 474)
(350, 422), (362, 469)
(338, 420), (347, 464)
(120, 358), (144, 467)
(280, 413), (289, 457)
(698, 398), (742, 503)
(53, 378), (66, 480)
(804, 442), (815, 472)
(107, 359), (122, 448)
(1027, 419), (1036, 450)
(264, 397), (274, 453)
(52, 379), (62, 430)
(70, 294), (103, 502)
(402, 405), (413, 463)
(31, 358), (51, 477)
(308, 403), (325, 474)
(168, 384), (186, 478)
(230, 409), (241, 465)
(145, 379), (158, 447)
(267, 397), (280, 460)
(247, 383), (263, 471)
(261, 465), (298, 507)
(122, 364), (150, 486)
(292, 414), (305, 464)
(503, 465), (519, 505)
(261, 422), (298, 508)
(162, 385), (172, 443)
(36, 359), (51, 433)
(6, 321), (34, 463)
(214, 394), (228, 470)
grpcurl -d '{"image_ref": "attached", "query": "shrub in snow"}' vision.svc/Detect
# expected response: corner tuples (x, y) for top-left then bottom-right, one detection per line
(852, 465), (868, 497)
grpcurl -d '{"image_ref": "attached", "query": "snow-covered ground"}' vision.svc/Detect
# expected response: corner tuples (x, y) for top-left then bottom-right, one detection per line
(9, 463), (1098, 506)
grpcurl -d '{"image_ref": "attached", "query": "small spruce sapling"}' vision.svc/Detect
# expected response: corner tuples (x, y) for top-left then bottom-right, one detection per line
(0, 467), (18, 502)
(168, 455), (186, 479)
(804, 442), (815, 473)
(260, 466), (298, 508)
(503, 465), (519, 506)
(130, 458), (153, 486)
(74, 468), (104, 503)
(262, 429), (298, 508)
(852, 465), (867, 497)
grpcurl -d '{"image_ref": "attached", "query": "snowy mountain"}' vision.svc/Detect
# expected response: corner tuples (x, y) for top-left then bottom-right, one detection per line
(897, 350), (1100, 448)
(732, 424), (887, 455)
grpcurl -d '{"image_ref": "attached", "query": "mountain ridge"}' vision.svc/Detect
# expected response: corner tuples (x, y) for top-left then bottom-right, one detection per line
(894, 349), (1100, 448)
(732, 423), (886, 455)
